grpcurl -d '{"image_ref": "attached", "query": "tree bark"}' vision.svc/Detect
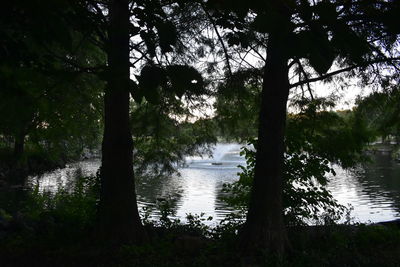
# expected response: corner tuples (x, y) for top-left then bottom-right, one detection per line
(239, 32), (290, 255)
(98, 0), (147, 245)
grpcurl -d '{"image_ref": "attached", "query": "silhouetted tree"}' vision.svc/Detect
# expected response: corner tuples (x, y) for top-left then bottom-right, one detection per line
(95, 0), (148, 244)
(355, 88), (400, 142)
(86, 0), (207, 244)
(205, 0), (400, 255)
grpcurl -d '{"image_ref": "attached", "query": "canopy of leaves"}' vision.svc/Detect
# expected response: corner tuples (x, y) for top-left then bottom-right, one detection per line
(0, 1), (105, 160)
(287, 99), (373, 168)
(213, 69), (263, 141)
(205, 0), (400, 78)
(134, 64), (205, 104)
(131, 101), (216, 177)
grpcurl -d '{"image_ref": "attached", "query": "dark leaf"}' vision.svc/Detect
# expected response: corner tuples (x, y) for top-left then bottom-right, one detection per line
(156, 21), (177, 53)
(138, 65), (166, 103)
(129, 79), (143, 103)
(166, 65), (204, 97)
(140, 31), (157, 57)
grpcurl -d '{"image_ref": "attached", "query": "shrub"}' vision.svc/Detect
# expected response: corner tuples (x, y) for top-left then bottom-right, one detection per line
(222, 139), (347, 226)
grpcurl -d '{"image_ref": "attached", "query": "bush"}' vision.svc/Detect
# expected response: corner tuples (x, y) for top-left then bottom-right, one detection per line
(22, 168), (99, 235)
(222, 139), (347, 226)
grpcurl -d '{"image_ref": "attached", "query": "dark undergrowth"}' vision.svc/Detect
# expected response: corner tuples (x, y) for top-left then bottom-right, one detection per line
(1, 217), (399, 267)
(1, 173), (399, 267)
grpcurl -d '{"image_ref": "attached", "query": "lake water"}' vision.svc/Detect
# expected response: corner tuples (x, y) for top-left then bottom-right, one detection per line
(26, 143), (400, 225)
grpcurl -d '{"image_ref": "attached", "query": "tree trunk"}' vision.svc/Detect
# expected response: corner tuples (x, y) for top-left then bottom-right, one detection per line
(98, 0), (147, 245)
(13, 133), (25, 160)
(239, 32), (290, 255)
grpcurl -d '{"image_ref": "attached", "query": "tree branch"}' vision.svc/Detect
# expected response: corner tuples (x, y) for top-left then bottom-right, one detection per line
(200, 3), (233, 76)
(289, 57), (400, 89)
(295, 59), (314, 101)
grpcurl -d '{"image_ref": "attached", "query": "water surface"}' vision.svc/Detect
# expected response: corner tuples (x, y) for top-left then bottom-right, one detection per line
(327, 153), (400, 223)
(26, 144), (400, 224)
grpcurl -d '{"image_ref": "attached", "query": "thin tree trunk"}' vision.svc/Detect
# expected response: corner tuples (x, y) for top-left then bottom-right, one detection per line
(239, 32), (290, 255)
(98, 0), (147, 245)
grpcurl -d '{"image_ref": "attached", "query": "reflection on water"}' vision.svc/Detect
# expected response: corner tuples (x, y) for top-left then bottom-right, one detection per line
(137, 143), (244, 224)
(25, 144), (400, 224)
(328, 153), (400, 223)
(26, 159), (100, 191)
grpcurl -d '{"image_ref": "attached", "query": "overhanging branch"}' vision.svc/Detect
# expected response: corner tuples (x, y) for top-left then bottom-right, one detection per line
(289, 57), (400, 89)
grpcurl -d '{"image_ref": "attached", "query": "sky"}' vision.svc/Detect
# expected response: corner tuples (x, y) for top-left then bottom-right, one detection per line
(312, 81), (372, 110)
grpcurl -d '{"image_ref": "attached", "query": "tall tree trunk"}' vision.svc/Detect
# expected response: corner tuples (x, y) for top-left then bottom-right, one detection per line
(98, 0), (147, 245)
(239, 32), (290, 255)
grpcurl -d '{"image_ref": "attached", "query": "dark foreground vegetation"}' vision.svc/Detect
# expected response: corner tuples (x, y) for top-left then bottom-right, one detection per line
(2, 222), (400, 267)
(1, 173), (399, 267)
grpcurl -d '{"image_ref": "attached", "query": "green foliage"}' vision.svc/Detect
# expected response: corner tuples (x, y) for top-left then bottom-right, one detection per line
(207, 0), (399, 81)
(23, 169), (99, 232)
(155, 199), (181, 228)
(287, 100), (373, 168)
(0, 1), (105, 166)
(355, 89), (400, 141)
(223, 139), (346, 226)
(214, 69), (263, 141)
(222, 100), (372, 225)
(131, 99), (216, 177)
(140, 197), (213, 237)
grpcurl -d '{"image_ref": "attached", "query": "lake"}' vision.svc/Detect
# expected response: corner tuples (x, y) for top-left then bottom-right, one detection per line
(26, 143), (400, 225)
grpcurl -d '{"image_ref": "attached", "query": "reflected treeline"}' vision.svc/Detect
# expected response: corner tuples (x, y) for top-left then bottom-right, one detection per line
(6, 149), (400, 224)
(351, 153), (400, 215)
